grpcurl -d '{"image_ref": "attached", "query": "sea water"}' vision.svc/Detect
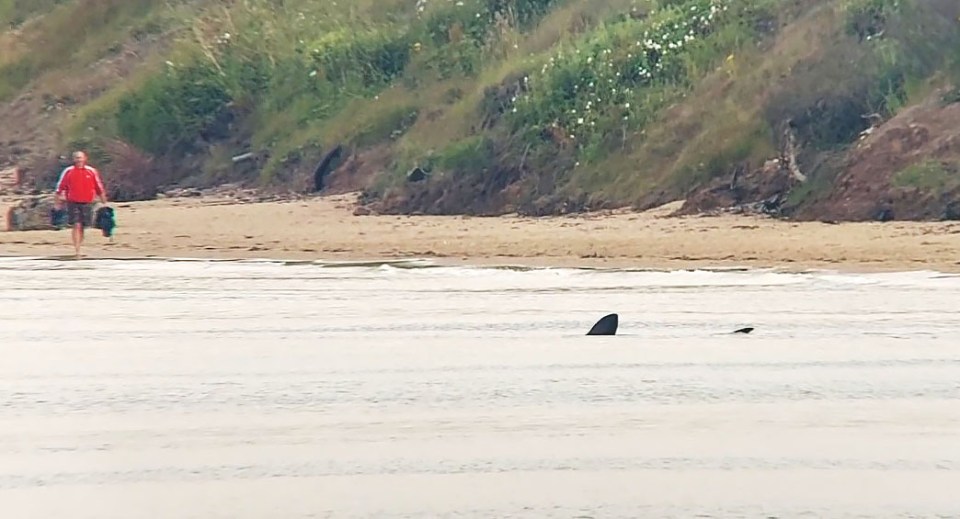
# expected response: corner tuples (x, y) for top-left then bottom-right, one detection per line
(1, 257), (959, 518)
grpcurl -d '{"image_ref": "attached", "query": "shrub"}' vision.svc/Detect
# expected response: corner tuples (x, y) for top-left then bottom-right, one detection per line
(416, 0), (562, 78)
(894, 160), (957, 190)
(423, 0), (560, 46)
(115, 61), (231, 155)
(308, 29), (412, 91)
(843, 0), (901, 41)
(437, 135), (496, 175)
(505, 0), (769, 152)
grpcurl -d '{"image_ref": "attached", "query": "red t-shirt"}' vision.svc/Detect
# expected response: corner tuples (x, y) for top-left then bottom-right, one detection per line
(56, 165), (105, 203)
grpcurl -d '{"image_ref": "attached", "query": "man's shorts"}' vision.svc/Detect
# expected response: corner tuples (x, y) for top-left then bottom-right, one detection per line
(66, 201), (93, 227)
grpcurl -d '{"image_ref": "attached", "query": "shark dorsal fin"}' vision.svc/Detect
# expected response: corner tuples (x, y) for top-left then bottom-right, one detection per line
(587, 313), (618, 336)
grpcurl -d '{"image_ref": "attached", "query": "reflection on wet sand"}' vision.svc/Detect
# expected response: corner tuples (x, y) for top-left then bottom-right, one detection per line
(1, 259), (959, 518)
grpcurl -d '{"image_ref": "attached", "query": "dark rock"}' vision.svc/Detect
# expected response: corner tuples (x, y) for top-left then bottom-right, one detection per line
(406, 167), (427, 182)
(313, 144), (344, 192)
(874, 208), (894, 222)
(942, 201), (960, 221)
(6, 195), (59, 231)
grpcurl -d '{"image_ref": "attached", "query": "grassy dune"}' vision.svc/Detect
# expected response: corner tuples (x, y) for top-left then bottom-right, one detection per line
(2, 0), (958, 216)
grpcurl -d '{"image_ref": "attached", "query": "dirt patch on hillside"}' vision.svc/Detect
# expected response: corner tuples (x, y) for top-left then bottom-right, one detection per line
(369, 167), (520, 216)
(323, 145), (392, 196)
(677, 87), (960, 222)
(673, 159), (800, 217)
(0, 33), (170, 189)
(790, 88), (960, 221)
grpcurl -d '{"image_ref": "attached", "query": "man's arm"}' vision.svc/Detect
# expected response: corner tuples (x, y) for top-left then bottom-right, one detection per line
(55, 167), (70, 202)
(91, 167), (107, 204)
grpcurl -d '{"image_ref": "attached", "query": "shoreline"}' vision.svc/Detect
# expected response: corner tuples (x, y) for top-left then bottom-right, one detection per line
(0, 251), (956, 273)
(2, 193), (959, 274)
(0, 252), (956, 275)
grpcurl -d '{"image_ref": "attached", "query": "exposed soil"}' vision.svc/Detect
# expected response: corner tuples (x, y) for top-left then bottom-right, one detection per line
(673, 159), (800, 217)
(0, 89), (61, 185)
(323, 145), (392, 196)
(678, 87), (960, 222)
(792, 88), (960, 222)
(369, 167), (522, 216)
(0, 33), (170, 191)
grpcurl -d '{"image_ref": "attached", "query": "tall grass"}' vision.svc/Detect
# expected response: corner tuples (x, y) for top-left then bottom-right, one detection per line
(568, 0), (960, 208)
(96, 0), (572, 182)
(394, 0), (784, 203)
(0, 0), (160, 101)
(893, 160), (958, 191)
(506, 0), (758, 157)
(0, 0), (68, 28)
(6, 0), (960, 209)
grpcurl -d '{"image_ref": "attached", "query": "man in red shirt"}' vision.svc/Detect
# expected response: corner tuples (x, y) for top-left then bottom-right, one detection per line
(56, 151), (107, 258)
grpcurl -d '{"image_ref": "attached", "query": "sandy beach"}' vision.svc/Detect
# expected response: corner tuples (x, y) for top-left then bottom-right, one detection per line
(1, 192), (959, 272)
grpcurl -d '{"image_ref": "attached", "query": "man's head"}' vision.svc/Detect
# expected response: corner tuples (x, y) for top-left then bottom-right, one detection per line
(72, 151), (87, 167)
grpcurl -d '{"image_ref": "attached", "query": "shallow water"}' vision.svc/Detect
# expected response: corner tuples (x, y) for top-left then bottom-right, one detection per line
(1, 257), (960, 518)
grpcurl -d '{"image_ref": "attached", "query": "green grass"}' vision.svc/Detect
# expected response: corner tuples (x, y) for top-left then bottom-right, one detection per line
(0, 0), (68, 28)
(893, 160), (957, 190)
(3, 0), (960, 209)
(0, 0), (166, 100)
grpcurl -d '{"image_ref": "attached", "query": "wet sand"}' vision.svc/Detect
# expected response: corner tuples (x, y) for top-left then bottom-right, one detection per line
(3, 260), (960, 518)
(2, 192), (959, 271)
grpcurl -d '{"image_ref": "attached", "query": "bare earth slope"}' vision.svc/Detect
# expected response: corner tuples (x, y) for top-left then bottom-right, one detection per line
(794, 89), (960, 222)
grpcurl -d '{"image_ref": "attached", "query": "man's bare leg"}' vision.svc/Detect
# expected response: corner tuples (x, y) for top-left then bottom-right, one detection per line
(72, 223), (82, 258)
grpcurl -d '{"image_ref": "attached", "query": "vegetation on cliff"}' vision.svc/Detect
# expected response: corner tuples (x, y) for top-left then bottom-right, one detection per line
(1, 0), (959, 220)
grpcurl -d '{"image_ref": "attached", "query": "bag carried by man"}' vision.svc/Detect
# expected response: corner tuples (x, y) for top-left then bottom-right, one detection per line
(50, 205), (68, 229)
(94, 206), (116, 238)
(49, 201), (116, 237)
